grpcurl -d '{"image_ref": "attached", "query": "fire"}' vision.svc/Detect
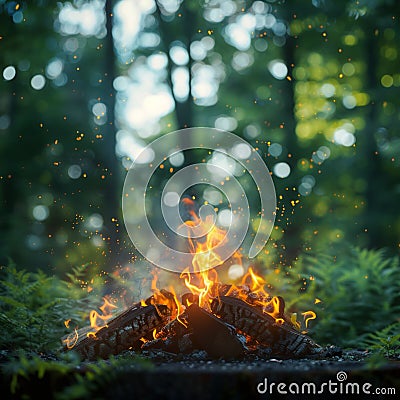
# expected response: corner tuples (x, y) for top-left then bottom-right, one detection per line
(302, 310), (317, 328)
(63, 327), (78, 349)
(87, 296), (118, 337)
(178, 198), (289, 324)
(64, 198), (316, 351)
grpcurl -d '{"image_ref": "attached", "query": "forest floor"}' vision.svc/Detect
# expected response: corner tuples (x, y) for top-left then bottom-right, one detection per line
(3, 348), (399, 399)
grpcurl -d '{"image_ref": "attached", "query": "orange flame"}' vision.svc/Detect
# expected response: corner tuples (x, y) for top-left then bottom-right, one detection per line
(87, 296), (118, 337)
(63, 327), (78, 349)
(178, 199), (287, 323)
(302, 310), (317, 328)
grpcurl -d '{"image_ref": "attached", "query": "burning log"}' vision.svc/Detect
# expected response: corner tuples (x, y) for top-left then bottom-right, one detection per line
(210, 296), (321, 358)
(186, 303), (246, 359)
(65, 303), (171, 361)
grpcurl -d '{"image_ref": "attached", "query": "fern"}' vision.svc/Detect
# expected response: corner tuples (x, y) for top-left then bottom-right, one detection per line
(258, 246), (400, 347)
(0, 263), (97, 352)
(286, 247), (400, 347)
(361, 322), (400, 357)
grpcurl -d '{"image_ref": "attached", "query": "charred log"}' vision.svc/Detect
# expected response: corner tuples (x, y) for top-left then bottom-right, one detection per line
(65, 304), (171, 361)
(186, 303), (246, 359)
(210, 296), (320, 358)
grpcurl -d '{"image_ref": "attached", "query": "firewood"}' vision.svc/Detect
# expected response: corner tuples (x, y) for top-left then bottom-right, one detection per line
(186, 303), (245, 359)
(181, 292), (199, 307)
(64, 304), (171, 360)
(210, 296), (320, 358)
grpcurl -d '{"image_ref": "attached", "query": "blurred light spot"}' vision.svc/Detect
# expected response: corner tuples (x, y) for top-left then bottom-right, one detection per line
(53, 73), (68, 87)
(135, 147), (155, 164)
(68, 164), (82, 179)
(92, 102), (107, 117)
(169, 151), (184, 167)
(170, 45), (189, 66)
(381, 74), (393, 88)
(232, 143), (251, 159)
(273, 162), (291, 178)
(190, 41), (207, 61)
(201, 36), (215, 51)
(320, 83), (335, 98)
(64, 37), (79, 53)
(228, 263), (244, 280)
(204, 8), (224, 23)
(299, 182), (312, 196)
(343, 34), (357, 46)
(268, 143), (282, 157)
(244, 124), (259, 139)
(302, 175), (316, 187)
(225, 23), (251, 51)
(91, 234), (104, 247)
(254, 39), (268, 52)
(203, 188), (223, 205)
(33, 205), (49, 221)
(158, 0), (180, 14)
(0, 115), (11, 130)
(238, 13), (256, 31)
(215, 116), (238, 131)
(218, 209), (232, 227)
(342, 63), (355, 76)
(172, 66), (189, 101)
(113, 76), (129, 91)
(88, 213), (103, 229)
(163, 191), (180, 207)
(354, 92), (370, 106)
(343, 95), (356, 109)
(384, 47), (397, 61)
(264, 14), (276, 28)
(316, 146), (330, 160)
(207, 152), (236, 177)
(26, 234), (42, 250)
(46, 58), (63, 79)
(13, 11), (23, 23)
(31, 74), (46, 90)
(58, 1), (105, 37)
(147, 53), (168, 70)
(220, 0), (237, 16)
(268, 60), (287, 80)
(333, 127), (355, 147)
(252, 1), (268, 13)
(272, 21), (286, 36)
(232, 52), (254, 71)
(139, 33), (160, 48)
(3, 66), (16, 81)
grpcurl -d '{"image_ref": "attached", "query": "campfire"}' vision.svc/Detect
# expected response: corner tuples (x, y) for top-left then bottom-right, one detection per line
(63, 200), (320, 361)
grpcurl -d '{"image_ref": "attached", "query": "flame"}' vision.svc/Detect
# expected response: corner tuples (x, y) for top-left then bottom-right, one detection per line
(147, 272), (186, 327)
(63, 328), (78, 349)
(87, 296), (118, 337)
(178, 199), (287, 323)
(65, 198), (317, 349)
(302, 310), (317, 328)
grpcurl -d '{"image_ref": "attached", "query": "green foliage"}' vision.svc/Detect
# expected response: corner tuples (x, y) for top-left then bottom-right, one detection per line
(0, 262), (96, 352)
(283, 247), (400, 347)
(362, 322), (400, 358)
